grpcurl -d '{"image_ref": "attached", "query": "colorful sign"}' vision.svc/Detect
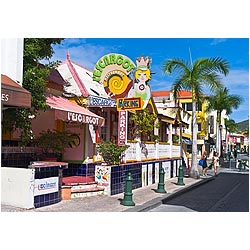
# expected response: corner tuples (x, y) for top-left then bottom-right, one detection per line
(118, 111), (127, 145)
(93, 54), (152, 110)
(93, 53), (136, 99)
(88, 96), (116, 107)
(67, 111), (101, 125)
(116, 97), (142, 111)
(127, 56), (152, 109)
(34, 177), (59, 196)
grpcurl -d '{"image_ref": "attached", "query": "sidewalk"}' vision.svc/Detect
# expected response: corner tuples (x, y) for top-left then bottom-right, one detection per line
(1, 174), (214, 212)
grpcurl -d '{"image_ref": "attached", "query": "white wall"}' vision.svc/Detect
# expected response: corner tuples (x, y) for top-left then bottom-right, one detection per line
(1, 38), (24, 84)
(1, 167), (35, 209)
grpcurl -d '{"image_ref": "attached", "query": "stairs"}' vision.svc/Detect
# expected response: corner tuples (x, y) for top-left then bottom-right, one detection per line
(61, 176), (105, 200)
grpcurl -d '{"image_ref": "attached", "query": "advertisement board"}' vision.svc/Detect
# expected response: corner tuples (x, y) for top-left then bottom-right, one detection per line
(34, 177), (59, 196)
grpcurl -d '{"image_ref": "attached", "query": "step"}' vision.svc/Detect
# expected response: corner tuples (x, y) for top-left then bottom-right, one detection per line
(71, 187), (105, 198)
(70, 182), (98, 191)
(61, 182), (105, 200)
(62, 176), (95, 185)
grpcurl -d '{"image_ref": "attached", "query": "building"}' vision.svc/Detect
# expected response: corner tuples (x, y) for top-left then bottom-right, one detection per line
(152, 90), (228, 158)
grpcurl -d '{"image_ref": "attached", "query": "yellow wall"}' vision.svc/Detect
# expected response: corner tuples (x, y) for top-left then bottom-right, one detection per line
(178, 98), (207, 137)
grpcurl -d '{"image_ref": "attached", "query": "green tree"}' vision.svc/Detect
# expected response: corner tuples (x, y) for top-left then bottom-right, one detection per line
(205, 87), (242, 155)
(129, 109), (159, 142)
(163, 57), (229, 179)
(2, 38), (64, 145)
(225, 118), (238, 134)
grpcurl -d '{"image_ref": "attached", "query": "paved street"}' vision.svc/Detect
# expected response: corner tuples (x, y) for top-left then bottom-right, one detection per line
(149, 171), (249, 212)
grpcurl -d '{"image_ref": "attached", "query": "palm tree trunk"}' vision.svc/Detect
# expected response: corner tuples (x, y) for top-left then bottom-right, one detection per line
(190, 100), (200, 179)
(216, 111), (221, 156)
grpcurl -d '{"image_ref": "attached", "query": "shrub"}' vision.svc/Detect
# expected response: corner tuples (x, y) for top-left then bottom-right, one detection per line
(97, 141), (129, 165)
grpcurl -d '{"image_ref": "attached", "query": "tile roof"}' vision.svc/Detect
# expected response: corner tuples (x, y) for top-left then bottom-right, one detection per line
(152, 90), (192, 98)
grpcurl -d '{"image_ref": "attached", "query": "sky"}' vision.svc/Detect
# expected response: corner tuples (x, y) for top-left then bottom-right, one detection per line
(49, 38), (249, 123)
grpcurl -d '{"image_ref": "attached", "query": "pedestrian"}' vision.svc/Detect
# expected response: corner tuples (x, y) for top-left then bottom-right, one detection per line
(201, 151), (208, 176)
(212, 152), (219, 176)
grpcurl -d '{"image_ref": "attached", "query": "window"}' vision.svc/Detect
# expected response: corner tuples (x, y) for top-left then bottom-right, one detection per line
(197, 123), (202, 132)
(182, 102), (192, 111)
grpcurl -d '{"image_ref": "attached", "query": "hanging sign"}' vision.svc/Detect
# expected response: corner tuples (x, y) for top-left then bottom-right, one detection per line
(116, 97), (142, 111)
(93, 54), (152, 110)
(118, 111), (127, 146)
(93, 53), (136, 99)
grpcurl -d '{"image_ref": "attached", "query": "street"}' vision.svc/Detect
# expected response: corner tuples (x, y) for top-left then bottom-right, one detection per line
(149, 172), (249, 212)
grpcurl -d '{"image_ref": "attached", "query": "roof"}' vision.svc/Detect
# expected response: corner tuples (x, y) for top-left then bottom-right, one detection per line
(46, 94), (105, 127)
(152, 91), (172, 97)
(152, 90), (192, 98)
(57, 52), (108, 98)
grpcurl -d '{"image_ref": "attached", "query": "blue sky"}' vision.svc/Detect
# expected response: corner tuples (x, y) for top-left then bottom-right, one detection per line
(50, 38), (249, 123)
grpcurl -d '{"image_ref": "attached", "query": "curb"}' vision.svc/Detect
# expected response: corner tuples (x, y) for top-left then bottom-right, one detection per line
(123, 175), (216, 212)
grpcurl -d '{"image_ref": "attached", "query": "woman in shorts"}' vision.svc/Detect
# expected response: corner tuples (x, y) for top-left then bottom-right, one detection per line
(201, 151), (208, 176)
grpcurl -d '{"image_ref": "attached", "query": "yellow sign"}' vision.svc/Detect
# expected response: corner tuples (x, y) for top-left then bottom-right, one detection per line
(116, 97), (142, 111)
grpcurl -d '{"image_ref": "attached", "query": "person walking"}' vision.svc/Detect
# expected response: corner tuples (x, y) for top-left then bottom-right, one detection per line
(212, 152), (220, 176)
(201, 151), (208, 176)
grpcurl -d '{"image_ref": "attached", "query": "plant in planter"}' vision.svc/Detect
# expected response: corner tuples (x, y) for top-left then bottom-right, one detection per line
(35, 129), (77, 161)
(97, 141), (129, 166)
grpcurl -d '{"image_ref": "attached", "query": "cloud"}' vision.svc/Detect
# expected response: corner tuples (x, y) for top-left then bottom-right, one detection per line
(222, 69), (249, 87)
(51, 38), (121, 70)
(210, 38), (227, 45)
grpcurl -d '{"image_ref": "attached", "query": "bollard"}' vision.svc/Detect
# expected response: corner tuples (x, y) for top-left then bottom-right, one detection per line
(120, 172), (135, 206)
(155, 167), (167, 193)
(238, 160), (243, 172)
(177, 165), (185, 186)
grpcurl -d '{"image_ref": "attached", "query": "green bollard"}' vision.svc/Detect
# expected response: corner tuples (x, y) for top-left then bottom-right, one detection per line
(120, 172), (135, 206)
(155, 167), (167, 193)
(177, 165), (185, 186)
(238, 160), (243, 172)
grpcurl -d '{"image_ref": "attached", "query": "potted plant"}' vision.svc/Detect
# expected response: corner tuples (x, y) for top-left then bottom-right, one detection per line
(97, 141), (129, 166)
(35, 129), (76, 161)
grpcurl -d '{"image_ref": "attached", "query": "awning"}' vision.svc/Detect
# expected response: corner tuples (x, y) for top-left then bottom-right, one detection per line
(182, 138), (192, 145)
(46, 94), (105, 127)
(1, 74), (31, 108)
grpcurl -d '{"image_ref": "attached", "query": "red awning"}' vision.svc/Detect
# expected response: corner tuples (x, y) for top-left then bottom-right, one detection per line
(1, 74), (31, 108)
(46, 95), (105, 127)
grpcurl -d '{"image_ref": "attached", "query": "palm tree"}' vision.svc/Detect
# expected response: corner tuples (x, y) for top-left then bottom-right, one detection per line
(205, 87), (243, 156)
(163, 57), (229, 179)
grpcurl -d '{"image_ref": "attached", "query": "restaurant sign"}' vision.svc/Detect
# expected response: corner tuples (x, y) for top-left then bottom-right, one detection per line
(93, 54), (152, 110)
(116, 97), (142, 111)
(93, 53), (136, 99)
(88, 96), (116, 107)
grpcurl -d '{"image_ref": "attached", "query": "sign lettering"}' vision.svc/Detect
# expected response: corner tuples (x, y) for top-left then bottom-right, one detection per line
(116, 97), (142, 111)
(118, 111), (127, 146)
